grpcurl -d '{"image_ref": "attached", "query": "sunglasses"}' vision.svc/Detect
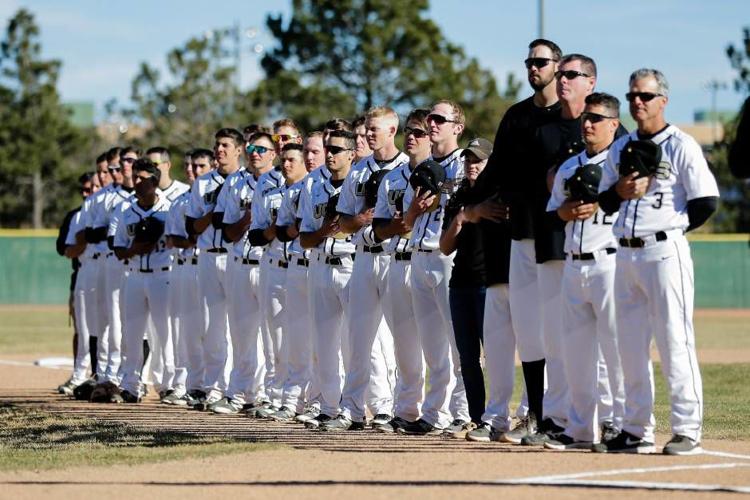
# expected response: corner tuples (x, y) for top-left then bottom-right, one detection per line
(426, 114), (457, 125)
(325, 145), (352, 155)
(108, 166), (122, 172)
(404, 127), (429, 138)
(581, 111), (617, 124)
(272, 134), (298, 143)
(555, 70), (590, 80)
(625, 92), (664, 103)
(80, 187), (92, 194)
(120, 157), (137, 163)
(524, 57), (557, 69)
(246, 144), (271, 155)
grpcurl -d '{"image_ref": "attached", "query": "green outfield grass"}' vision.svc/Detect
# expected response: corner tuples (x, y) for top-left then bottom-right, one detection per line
(0, 404), (275, 471)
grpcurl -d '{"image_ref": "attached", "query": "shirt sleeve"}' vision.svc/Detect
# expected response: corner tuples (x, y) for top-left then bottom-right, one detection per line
(186, 181), (205, 219)
(113, 209), (129, 248)
(547, 162), (571, 211)
(599, 145), (621, 193)
(678, 137), (720, 200)
(249, 189), (269, 231)
(221, 184), (243, 225)
(373, 176), (392, 219)
(65, 208), (83, 246)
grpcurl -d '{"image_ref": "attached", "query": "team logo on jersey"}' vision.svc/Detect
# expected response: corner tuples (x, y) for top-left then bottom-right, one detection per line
(269, 207), (279, 219)
(204, 187), (220, 205)
(355, 181), (366, 197)
(240, 197), (252, 210)
(126, 222), (136, 237)
(314, 202), (327, 219)
(388, 189), (406, 212)
(654, 160), (672, 180)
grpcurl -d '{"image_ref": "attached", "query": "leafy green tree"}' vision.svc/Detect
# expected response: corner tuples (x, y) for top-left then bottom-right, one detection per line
(125, 31), (262, 156)
(0, 9), (88, 228)
(261, 0), (519, 139)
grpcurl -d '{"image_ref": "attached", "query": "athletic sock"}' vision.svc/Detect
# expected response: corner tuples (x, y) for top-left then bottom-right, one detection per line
(89, 335), (98, 377)
(142, 339), (150, 372)
(522, 359), (545, 425)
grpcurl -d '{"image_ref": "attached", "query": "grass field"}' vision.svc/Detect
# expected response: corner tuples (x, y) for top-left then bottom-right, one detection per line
(0, 404), (274, 471)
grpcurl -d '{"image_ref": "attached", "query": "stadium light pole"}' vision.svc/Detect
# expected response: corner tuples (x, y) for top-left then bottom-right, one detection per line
(538, 0), (545, 38)
(706, 79), (727, 144)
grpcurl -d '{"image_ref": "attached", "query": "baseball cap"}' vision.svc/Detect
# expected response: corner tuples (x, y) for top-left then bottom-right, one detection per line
(461, 137), (493, 160)
(409, 159), (446, 197)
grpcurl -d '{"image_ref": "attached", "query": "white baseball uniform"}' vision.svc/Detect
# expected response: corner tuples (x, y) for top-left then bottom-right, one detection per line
(218, 169), (268, 407)
(300, 176), (355, 418)
(403, 149), (470, 428)
(336, 154), (405, 421)
(186, 169), (236, 401)
(600, 126), (719, 442)
(249, 168), (288, 408)
(65, 196), (98, 383)
(373, 162), (426, 422)
(277, 177), (313, 413)
(113, 195), (174, 396)
(547, 148), (625, 442)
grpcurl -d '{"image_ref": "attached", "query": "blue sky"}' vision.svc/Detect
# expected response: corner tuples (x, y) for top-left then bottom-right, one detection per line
(1, 0), (747, 124)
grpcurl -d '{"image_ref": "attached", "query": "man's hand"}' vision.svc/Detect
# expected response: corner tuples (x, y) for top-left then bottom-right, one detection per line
(318, 215), (342, 239)
(130, 240), (156, 256)
(404, 188), (436, 227)
(463, 199), (508, 224)
(615, 172), (650, 200)
(354, 208), (374, 227)
(557, 200), (598, 221)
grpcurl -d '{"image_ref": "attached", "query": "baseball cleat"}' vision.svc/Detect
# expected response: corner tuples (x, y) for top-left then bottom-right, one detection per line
(396, 418), (443, 436)
(521, 418), (565, 446)
(211, 397), (243, 414)
(444, 419), (477, 439)
(57, 378), (79, 397)
(466, 422), (504, 443)
(544, 433), (593, 451)
(600, 421), (619, 443)
(370, 413), (392, 428)
(375, 416), (411, 434)
(295, 406), (321, 423)
(662, 435), (703, 456)
(304, 413), (332, 429)
(270, 406), (297, 422)
(111, 389), (141, 404)
(500, 414), (536, 444)
(320, 414), (358, 432)
(591, 430), (656, 454)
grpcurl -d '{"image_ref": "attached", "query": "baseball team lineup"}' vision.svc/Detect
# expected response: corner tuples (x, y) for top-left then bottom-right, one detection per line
(56, 38), (720, 456)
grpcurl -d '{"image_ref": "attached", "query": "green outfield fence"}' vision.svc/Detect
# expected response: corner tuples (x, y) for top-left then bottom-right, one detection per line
(0, 230), (748, 308)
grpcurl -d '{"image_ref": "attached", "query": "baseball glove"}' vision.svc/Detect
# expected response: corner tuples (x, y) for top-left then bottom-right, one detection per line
(72, 378), (96, 400)
(565, 163), (602, 203)
(364, 169), (389, 208)
(89, 381), (120, 403)
(619, 139), (662, 178)
(134, 216), (165, 244)
(409, 159), (445, 198)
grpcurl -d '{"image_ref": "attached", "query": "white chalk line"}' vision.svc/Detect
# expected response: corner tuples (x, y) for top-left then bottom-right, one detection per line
(0, 359), (68, 370)
(500, 461), (750, 493)
(705, 450), (750, 461)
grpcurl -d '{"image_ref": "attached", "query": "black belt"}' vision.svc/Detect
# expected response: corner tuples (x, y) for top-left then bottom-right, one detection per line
(138, 266), (171, 273)
(571, 247), (617, 261)
(394, 252), (412, 261)
(267, 258), (288, 269)
(296, 258), (309, 267)
(177, 257), (199, 266)
(363, 244), (383, 254)
(416, 248), (433, 253)
(206, 248), (228, 253)
(324, 256), (350, 265)
(241, 258), (260, 265)
(619, 231), (668, 248)
(92, 253), (101, 260)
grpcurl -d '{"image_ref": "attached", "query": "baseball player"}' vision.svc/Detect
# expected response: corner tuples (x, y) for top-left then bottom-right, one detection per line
(249, 144), (307, 418)
(272, 146), (316, 421)
(62, 175), (103, 392)
(185, 128), (244, 408)
(352, 116), (373, 162)
(299, 130), (358, 429)
(543, 92), (626, 450)
(86, 147), (139, 387)
(594, 69), (718, 455)
(111, 159), (174, 402)
(322, 107), (405, 431)
(371, 108), (431, 433)
(165, 151), (209, 405)
(303, 132), (326, 173)
(398, 100), (470, 435)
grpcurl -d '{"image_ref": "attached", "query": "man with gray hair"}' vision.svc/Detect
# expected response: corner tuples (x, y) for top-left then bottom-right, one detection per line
(595, 68), (719, 455)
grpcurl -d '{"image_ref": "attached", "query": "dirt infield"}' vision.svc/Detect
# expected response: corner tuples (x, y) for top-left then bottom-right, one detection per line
(1, 363), (750, 498)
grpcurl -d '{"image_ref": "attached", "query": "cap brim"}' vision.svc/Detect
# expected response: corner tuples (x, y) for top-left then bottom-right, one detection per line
(462, 148), (490, 160)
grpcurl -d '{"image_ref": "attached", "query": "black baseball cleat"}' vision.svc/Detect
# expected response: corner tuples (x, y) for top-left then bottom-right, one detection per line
(396, 418), (442, 436)
(304, 413), (332, 429)
(520, 418), (565, 446)
(591, 430), (656, 454)
(662, 434), (703, 456)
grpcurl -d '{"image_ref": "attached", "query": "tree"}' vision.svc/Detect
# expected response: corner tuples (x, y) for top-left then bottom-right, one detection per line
(125, 31), (262, 155)
(0, 9), (88, 228)
(261, 0), (519, 139)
